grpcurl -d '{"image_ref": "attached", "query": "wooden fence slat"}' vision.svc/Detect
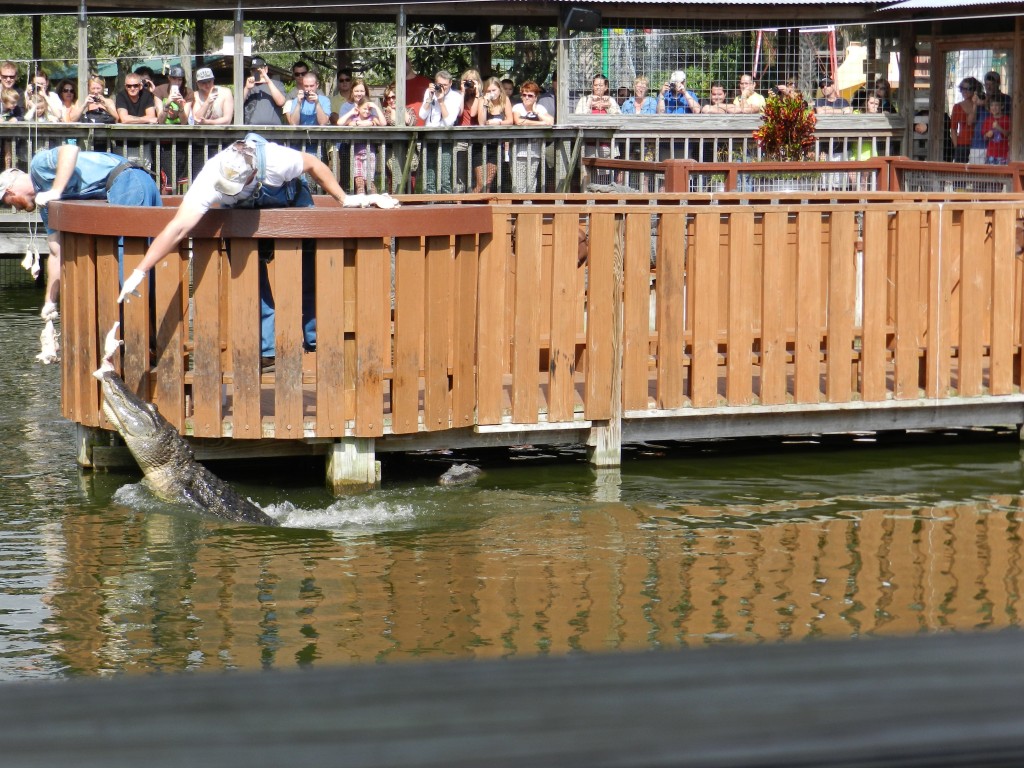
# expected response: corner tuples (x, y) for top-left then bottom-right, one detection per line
(62, 233), (87, 424)
(990, 207), (1014, 395)
(726, 209), (755, 405)
(153, 237), (186, 430)
(656, 212), (685, 409)
(826, 210), (856, 403)
(760, 211), (787, 405)
(548, 214), (578, 422)
(120, 236), (150, 405)
(959, 209), (986, 397)
(585, 212), (616, 420)
(451, 234), (478, 428)
(424, 235), (453, 431)
(512, 213), (542, 423)
(392, 237), (425, 434)
(272, 240), (305, 438)
(190, 239), (223, 437)
(691, 211), (720, 407)
(924, 208), (952, 398)
(893, 210), (922, 399)
(476, 222), (506, 425)
(355, 237), (387, 437)
(228, 238), (262, 438)
(95, 235), (121, 429)
(623, 212), (652, 411)
(861, 210), (889, 401)
(794, 211), (822, 404)
(313, 238), (347, 437)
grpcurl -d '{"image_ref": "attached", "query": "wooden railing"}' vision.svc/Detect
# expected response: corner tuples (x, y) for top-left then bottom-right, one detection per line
(1, 120), (907, 196)
(53, 191), (1024, 485)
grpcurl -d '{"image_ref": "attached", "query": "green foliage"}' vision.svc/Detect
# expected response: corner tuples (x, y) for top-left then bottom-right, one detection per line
(753, 93), (817, 161)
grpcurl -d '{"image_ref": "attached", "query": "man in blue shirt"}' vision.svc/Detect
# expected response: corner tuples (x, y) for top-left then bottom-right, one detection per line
(657, 70), (701, 114)
(0, 144), (160, 321)
(285, 72), (331, 127)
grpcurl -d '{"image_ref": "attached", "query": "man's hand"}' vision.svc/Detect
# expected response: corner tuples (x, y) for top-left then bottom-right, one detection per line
(34, 189), (60, 207)
(118, 269), (145, 303)
(342, 194), (400, 209)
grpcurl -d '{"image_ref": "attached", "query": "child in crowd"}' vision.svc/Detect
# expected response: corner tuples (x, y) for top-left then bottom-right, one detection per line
(339, 97), (382, 193)
(0, 88), (23, 121)
(982, 94), (1010, 165)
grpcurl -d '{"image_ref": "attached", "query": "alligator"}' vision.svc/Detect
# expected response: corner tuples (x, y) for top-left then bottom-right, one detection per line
(93, 331), (278, 526)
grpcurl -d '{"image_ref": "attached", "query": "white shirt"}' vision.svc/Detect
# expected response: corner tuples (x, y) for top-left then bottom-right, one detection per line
(184, 141), (305, 214)
(418, 87), (463, 127)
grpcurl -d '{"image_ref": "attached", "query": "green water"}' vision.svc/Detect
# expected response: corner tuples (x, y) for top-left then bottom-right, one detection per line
(3, 283), (1024, 680)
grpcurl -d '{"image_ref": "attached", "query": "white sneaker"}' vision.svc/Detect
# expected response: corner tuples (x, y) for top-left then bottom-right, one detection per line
(40, 301), (59, 322)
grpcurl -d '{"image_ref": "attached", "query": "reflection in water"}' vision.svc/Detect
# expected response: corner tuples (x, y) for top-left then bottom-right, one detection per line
(2, 286), (1024, 678)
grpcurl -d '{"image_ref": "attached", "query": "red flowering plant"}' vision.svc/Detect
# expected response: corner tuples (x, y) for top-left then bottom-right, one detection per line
(752, 93), (817, 161)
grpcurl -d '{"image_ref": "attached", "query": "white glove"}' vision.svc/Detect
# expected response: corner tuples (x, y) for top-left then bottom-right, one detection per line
(40, 300), (59, 322)
(118, 269), (145, 303)
(34, 189), (60, 207)
(341, 194), (367, 208)
(366, 193), (400, 209)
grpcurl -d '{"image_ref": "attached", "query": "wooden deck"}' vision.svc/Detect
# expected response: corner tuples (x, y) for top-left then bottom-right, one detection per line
(4, 630), (1024, 767)
(50, 178), (1024, 487)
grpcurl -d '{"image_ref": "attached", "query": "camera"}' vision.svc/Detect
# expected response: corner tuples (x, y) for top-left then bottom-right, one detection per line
(169, 85), (180, 99)
(670, 82), (678, 94)
(144, 79), (154, 89)
(463, 80), (474, 89)
(251, 71), (263, 84)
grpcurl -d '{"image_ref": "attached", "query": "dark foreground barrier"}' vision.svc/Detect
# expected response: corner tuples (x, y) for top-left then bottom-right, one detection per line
(3, 630), (1023, 767)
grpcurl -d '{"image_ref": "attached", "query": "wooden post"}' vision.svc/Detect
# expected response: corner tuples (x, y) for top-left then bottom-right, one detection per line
(326, 437), (380, 494)
(74, 423), (106, 468)
(587, 215), (624, 468)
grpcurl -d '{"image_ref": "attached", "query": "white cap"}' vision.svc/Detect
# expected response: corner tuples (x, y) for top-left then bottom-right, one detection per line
(196, 67), (215, 82)
(0, 168), (23, 200)
(670, 70), (686, 83)
(215, 142), (256, 196)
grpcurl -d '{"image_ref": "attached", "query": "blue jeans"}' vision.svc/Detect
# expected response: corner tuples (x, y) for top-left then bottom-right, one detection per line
(109, 168), (162, 283)
(251, 179), (316, 357)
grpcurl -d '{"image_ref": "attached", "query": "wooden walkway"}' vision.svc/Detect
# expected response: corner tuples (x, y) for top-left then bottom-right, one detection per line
(4, 630), (1024, 767)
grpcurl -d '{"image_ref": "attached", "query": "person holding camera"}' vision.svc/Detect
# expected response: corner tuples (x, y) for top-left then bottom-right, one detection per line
(285, 71), (331, 127)
(154, 66), (190, 123)
(657, 71), (701, 114)
(67, 75), (118, 126)
(187, 68), (233, 126)
(243, 56), (286, 126)
(574, 74), (621, 115)
(418, 70), (463, 194)
(24, 69), (64, 123)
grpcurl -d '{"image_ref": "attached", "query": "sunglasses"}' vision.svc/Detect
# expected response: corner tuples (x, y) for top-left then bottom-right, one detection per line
(293, 71), (308, 77)
(61, 88), (74, 93)
(338, 77), (352, 82)
(125, 83), (142, 89)
(0, 74), (15, 80)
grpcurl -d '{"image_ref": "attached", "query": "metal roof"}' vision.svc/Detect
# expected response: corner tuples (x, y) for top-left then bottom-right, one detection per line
(878, 0), (1022, 8)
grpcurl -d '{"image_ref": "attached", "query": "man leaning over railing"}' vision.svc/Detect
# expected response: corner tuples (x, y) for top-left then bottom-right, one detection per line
(117, 134), (399, 372)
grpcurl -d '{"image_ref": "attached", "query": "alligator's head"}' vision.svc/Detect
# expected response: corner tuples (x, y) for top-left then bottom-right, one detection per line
(97, 370), (191, 474)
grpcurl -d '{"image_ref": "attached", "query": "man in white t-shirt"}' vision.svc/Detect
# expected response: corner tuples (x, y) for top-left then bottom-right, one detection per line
(118, 135), (398, 368)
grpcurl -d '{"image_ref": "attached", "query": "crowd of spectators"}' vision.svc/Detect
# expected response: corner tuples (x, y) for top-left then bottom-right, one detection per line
(0, 56), (1012, 196)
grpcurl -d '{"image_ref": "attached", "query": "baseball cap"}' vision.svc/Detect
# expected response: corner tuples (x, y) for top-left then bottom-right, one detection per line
(0, 168), (23, 200)
(251, 57), (268, 69)
(215, 142), (256, 196)
(167, 65), (185, 78)
(670, 70), (686, 83)
(196, 67), (215, 82)
(819, 76), (834, 87)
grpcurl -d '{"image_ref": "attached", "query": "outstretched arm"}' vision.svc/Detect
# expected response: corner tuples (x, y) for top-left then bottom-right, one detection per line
(301, 154), (347, 203)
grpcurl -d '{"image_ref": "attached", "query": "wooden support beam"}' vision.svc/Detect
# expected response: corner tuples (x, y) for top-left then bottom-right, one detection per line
(326, 437), (379, 494)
